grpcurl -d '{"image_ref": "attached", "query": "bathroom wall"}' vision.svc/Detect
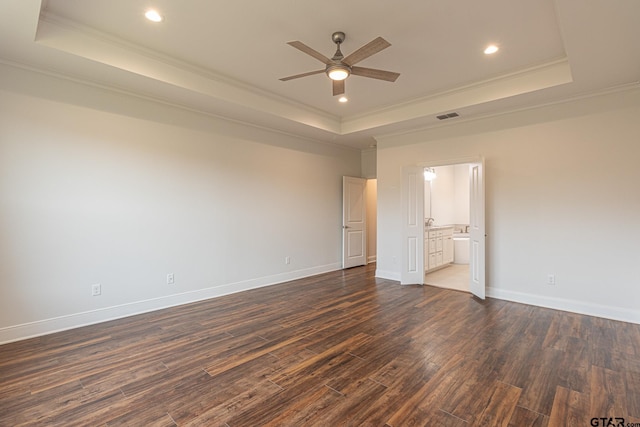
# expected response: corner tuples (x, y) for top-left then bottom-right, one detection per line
(453, 164), (470, 225)
(425, 164), (470, 227)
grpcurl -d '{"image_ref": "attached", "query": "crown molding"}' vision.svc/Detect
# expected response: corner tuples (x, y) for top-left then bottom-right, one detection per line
(374, 81), (640, 145)
(36, 12), (343, 134)
(341, 57), (573, 134)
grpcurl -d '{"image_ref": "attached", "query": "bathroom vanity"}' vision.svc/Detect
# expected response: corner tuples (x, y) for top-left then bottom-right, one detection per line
(425, 226), (454, 272)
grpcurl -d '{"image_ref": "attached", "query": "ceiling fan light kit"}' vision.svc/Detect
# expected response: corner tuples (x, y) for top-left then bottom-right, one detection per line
(326, 64), (351, 81)
(281, 31), (400, 96)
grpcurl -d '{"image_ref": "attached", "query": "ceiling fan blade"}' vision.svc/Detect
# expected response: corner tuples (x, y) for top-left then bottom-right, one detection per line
(342, 37), (391, 66)
(333, 79), (345, 96)
(287, 41), (332, 64)
(279, 69), (325, 81)
(351, 66), (400, 82)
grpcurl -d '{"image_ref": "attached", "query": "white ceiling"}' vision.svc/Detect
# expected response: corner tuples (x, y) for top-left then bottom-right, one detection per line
(1, 0), (639, 149)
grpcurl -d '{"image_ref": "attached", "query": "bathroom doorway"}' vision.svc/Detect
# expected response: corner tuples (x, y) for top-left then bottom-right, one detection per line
(424, 164), (472, 292)
(400, 158), (485, 297)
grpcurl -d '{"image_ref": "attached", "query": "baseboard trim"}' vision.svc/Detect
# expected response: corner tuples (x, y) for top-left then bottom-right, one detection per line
(487, 287), (640, 325)
(367, 255), (377, 263)
(369, 273), (639, 324)
(6, 266), (636, 344)
(0, 263), (342, 344)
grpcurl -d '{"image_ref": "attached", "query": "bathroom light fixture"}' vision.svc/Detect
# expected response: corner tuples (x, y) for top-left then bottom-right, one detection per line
(424, 167), (437, 181)
(145, 9), (163, 22)
(338, 96), (348, 103)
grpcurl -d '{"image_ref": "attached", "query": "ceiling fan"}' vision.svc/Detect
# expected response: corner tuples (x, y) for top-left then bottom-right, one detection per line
(280, 31), (400, 96)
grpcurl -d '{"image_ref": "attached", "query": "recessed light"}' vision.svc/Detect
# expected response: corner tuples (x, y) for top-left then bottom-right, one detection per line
(338, 96), (348, 103)
(484, 44), (499, 55)
(145, 10), (163, 22)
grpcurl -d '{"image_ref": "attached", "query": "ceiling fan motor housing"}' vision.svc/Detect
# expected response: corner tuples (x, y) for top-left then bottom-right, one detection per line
(326, 31), (350, 80)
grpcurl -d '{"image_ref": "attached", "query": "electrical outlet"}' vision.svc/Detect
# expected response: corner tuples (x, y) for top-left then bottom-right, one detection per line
(547, 274), (556, 285)
(91, 283), (101, 296)
(167, 273), (175, 285)
(285, 256), (291, 265)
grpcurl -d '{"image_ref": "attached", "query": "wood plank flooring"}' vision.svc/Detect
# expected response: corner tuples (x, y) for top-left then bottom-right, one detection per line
(1, 264), (639, 426)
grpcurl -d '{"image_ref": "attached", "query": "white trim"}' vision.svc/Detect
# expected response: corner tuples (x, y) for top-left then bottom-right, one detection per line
(370, 275), (639, 324)
(342, 58), (572, 134)
(487, 287), (640, 325)
(0, 60), (358, 154)
(375, 82), (640, 142)
(6, 265), (636, 344)
(375, 269), (401, 281)
(36, 13), (342, 134)
(0, 263), (341, 345)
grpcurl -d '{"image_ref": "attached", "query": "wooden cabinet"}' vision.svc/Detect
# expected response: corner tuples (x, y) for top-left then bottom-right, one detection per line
(425, 226), (453, 272)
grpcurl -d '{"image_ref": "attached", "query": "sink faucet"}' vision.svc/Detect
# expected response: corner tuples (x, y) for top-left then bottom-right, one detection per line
(426, 218), (435, 227)
(465, 225), (470, 233)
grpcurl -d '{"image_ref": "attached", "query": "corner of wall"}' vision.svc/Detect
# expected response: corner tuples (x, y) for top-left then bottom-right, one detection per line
(361, 147), (377, 179)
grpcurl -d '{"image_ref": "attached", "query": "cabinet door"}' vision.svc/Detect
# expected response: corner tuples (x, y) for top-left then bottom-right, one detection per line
(436, 236), (443, 252)
(429, 238), (437, 253)
(443, 236), (454, 264)
(428, 253), (437, 270)
(424, 242), (430, 270)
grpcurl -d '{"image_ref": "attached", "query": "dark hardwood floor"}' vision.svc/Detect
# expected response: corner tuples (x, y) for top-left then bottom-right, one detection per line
(1, 264), (639, 426)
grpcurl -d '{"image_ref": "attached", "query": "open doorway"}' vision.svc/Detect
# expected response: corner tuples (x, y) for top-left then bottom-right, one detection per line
(424, 164), (471, 292)
(365, 179), (377, 264)
(400, 159), (484, 297)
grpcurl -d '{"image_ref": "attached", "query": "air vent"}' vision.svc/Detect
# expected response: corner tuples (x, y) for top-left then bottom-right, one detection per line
(436, 112), (460, 120)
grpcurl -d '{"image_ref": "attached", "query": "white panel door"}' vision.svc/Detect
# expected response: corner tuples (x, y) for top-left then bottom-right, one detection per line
(469, 161), (486, 299)
(342, 176), (367, 269)
(401, 166), (424, 285)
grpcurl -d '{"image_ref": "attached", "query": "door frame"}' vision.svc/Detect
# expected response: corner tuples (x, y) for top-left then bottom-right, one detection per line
(400, 157), (486, 297)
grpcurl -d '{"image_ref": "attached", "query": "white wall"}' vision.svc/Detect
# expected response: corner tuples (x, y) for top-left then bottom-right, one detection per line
(362, 149), (377, 263)
(0, 64), (361, 343)
(453, 164), (470, 225)
(376, 88), (640, 323)
(361, 148), (377, 179)
(430, 166), (455, 225)
(425, 164), (469, 226)
(366, 179), (377, 263)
